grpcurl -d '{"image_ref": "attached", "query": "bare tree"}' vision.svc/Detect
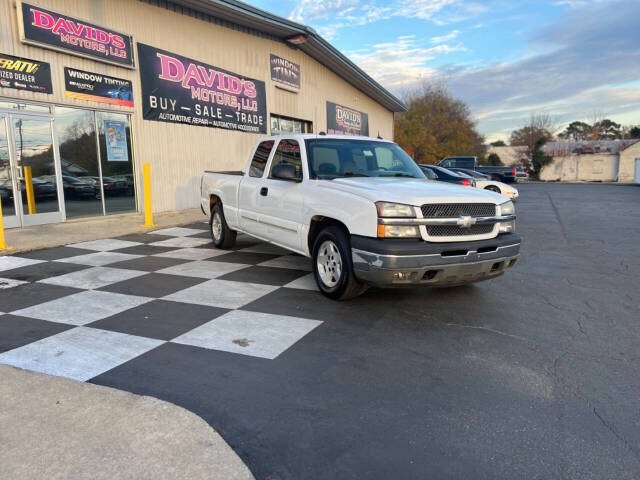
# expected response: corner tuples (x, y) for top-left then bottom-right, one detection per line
(509, 113), (556, 169)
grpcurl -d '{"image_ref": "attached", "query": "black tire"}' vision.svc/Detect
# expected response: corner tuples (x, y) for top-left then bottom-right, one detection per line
(210, 202), (236, 249)
(312, 226), (368, 300)
(484, 185), (501, 193)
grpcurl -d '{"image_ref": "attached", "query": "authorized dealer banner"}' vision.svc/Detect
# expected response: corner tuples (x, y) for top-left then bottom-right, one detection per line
(0, 53), (52, 94)
(137, 43), (267, 133)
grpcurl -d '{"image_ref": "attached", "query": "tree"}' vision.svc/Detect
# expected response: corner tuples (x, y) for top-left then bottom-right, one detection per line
(490, 140), (506, 147)
(558, 121), (592, 141)
(531, 138), (553, 179)
(591, 118), (621, 139)
(629, 126), (640, 139)
(509, 113), (555, 169)
(484, 152), (503, 166)
(394, 82), (486, 164)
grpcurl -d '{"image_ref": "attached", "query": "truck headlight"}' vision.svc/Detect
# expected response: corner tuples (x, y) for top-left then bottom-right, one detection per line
(499, 201), (515, 216)
(375, 202), (416, 218)
(377, 225), (421, 238)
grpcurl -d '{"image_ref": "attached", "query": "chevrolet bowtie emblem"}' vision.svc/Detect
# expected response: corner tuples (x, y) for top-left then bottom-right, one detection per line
(456, 215), (476, 228)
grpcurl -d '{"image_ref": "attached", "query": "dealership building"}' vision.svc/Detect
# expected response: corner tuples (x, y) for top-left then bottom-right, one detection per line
(0, 0), (405, 229)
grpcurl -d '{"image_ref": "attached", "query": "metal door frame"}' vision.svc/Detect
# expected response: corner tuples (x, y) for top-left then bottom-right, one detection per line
(0, 114), (21, 228)
(5, 110), (64, 227)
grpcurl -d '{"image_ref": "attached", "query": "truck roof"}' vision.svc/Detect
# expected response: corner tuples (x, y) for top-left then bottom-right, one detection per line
(260, 134), (394, 143)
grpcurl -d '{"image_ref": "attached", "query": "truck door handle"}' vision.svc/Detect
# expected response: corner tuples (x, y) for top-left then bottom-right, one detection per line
(260, 187), (268, 196)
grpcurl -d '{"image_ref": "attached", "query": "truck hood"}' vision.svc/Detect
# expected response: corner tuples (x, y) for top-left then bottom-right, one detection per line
(316, 177), (508, 205)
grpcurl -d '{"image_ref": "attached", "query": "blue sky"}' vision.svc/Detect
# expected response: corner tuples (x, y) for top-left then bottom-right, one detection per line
(244, 0), (640, 141)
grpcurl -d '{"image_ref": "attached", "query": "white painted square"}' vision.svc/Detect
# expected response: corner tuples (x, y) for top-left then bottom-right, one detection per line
(283, 273), (319, 291)
(12, 290), (152, 325)
(149, 237), (211, 248)
(157, 260), (248, 279)
(0, 277), (29, 289)
(148, 227), (202, 237)
(68, 239), (142, 251)
(0, 256), (44, 272)
(258, 255), (312, 272)
(153, 247), (229, 261)
(39, 266), (147, 289)
(172, 310), (322, 359)
(163, 279), (278, 309)
(0, 327), (164, 381)
(56, 251), (142, 267)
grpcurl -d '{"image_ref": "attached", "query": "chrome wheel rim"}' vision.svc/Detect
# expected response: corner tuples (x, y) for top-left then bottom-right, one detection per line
(317, 240), (342, 288)
(211, 211), (222, 242)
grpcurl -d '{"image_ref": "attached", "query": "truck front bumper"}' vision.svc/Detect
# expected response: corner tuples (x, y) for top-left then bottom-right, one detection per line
(351, 233), (521, 287)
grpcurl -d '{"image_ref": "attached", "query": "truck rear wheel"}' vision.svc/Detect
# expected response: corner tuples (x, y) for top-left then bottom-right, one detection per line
(210, 202), (236, 249)
(312, 226), (368, 300)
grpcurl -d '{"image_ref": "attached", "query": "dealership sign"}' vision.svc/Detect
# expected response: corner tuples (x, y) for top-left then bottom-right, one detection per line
(137, 43), (267, 133)
(0, 53), (52, 94)
(270, 54), (300, 89)
(326, 101), (369, 136)
(64, 67), (133, 107)
(17, 2), (134, 67)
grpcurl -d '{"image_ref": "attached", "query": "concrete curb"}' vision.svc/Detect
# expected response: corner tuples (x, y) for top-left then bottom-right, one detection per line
(0, 365), (255, 480)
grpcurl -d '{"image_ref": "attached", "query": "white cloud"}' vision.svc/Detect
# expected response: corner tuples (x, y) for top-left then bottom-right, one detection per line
(430, 29), (460, 44)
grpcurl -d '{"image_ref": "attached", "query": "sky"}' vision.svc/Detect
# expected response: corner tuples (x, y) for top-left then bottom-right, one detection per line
(243, 0), (640, 141)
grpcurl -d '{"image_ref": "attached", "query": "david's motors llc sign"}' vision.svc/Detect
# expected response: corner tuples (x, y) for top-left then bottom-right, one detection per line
(327, 101), (369, 136)
(17, 2), (134, 67)
(137, 43), (267, 133)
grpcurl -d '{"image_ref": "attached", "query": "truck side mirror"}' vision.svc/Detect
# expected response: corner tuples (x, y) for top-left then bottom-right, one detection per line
(271, 163), (301, 182)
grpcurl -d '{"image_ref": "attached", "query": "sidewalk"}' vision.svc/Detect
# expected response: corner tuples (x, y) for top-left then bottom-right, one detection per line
(0, 365), (255, 480)
(3, 208), (207, 254)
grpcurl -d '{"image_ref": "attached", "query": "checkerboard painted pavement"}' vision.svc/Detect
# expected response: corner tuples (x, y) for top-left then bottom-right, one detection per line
(0, 222), (323, 381)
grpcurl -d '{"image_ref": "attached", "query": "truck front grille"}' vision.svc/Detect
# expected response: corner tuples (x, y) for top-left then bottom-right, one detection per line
(426, 224), (495, 237)
(421, 203), (496, 218)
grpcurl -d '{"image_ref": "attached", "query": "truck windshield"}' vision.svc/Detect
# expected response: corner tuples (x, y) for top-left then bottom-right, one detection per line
(305, 139), (425, 180)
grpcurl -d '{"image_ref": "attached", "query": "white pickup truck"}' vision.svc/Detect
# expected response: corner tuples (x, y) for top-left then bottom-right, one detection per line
(200, 134), (521, 300)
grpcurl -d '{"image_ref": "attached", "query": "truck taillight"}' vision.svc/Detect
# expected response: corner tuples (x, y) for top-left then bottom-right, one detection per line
(512, 167), (516, 176)
(461, 179), (471, 187)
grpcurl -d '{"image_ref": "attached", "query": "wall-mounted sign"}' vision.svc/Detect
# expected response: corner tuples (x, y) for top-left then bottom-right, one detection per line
(64, 67), (133, 107)
(137, 43), (267, 134)
(0, 53), (52, 94)
(104, 120), (129, 162)
(270, 54), (300, 89)
(17, 2), (134, 68)
(326, 101), (369, 136)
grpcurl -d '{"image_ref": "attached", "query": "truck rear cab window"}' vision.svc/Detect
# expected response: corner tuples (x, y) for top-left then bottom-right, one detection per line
(270, 139), (302, 179)
(249, 140), (275, 177)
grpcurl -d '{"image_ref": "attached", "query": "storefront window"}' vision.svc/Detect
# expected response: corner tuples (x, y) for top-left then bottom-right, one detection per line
(0, 116), (15, 218)
(97, 112), (135, 214)
(270, 114), (312, 135)
(0, 101), (50, 114)
(55, 107), (103, 219)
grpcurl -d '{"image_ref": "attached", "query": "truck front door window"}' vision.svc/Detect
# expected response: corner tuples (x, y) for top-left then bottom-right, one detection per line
(270, 139), (302, 180)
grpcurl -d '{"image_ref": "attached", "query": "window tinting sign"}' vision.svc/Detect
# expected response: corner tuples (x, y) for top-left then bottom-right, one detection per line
(137, 43), (267, 133)
(326, 101), (369, 136)
(65, 67), (133, 107)
(104, 120), (129, 162)
(0, 53), (52, 94)
(270, 54), (300, 89)
(17, 2), (134, 67)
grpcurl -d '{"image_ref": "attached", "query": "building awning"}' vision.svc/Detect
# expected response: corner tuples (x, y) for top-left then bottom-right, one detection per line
(165, 0), (408, 112)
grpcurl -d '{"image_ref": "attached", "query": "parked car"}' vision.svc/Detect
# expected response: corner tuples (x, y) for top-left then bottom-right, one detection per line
(62, 175), (98, 199)
(22, 177), (57, 199)
(79, 176), (128, 196)
(419, 164), (476, 187)
(436, 156), (528, 183)
(449, 168), (519, 200)
(200, 135), (521, 300)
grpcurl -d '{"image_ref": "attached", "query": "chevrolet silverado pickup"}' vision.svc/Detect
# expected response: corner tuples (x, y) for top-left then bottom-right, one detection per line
(200, 135), (521, 300)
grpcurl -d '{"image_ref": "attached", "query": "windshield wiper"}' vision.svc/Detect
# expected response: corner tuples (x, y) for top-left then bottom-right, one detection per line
(380, 173), (416, 178)
(342, 172), (370, 177)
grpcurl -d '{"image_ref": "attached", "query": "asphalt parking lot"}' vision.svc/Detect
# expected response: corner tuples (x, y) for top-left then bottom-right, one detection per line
(1, 183), (639, 480)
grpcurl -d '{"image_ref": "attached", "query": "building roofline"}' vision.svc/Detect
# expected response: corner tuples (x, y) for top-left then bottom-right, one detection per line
(164, 0), (408, 112)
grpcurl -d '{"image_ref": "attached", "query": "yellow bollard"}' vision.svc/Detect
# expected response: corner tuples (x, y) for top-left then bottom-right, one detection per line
(24, 166), (36, 215)
(0, 196), (8, 250)
(142, 162), (154, 227)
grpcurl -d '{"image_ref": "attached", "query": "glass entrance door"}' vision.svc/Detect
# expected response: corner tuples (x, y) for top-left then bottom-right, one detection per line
(0, 114), (20, 228)
(8, 114), (62, 227)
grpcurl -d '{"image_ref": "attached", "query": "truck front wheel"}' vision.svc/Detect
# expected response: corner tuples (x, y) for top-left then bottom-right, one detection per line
(210, 203), (236, 249)
(312, 226), (368, 300)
